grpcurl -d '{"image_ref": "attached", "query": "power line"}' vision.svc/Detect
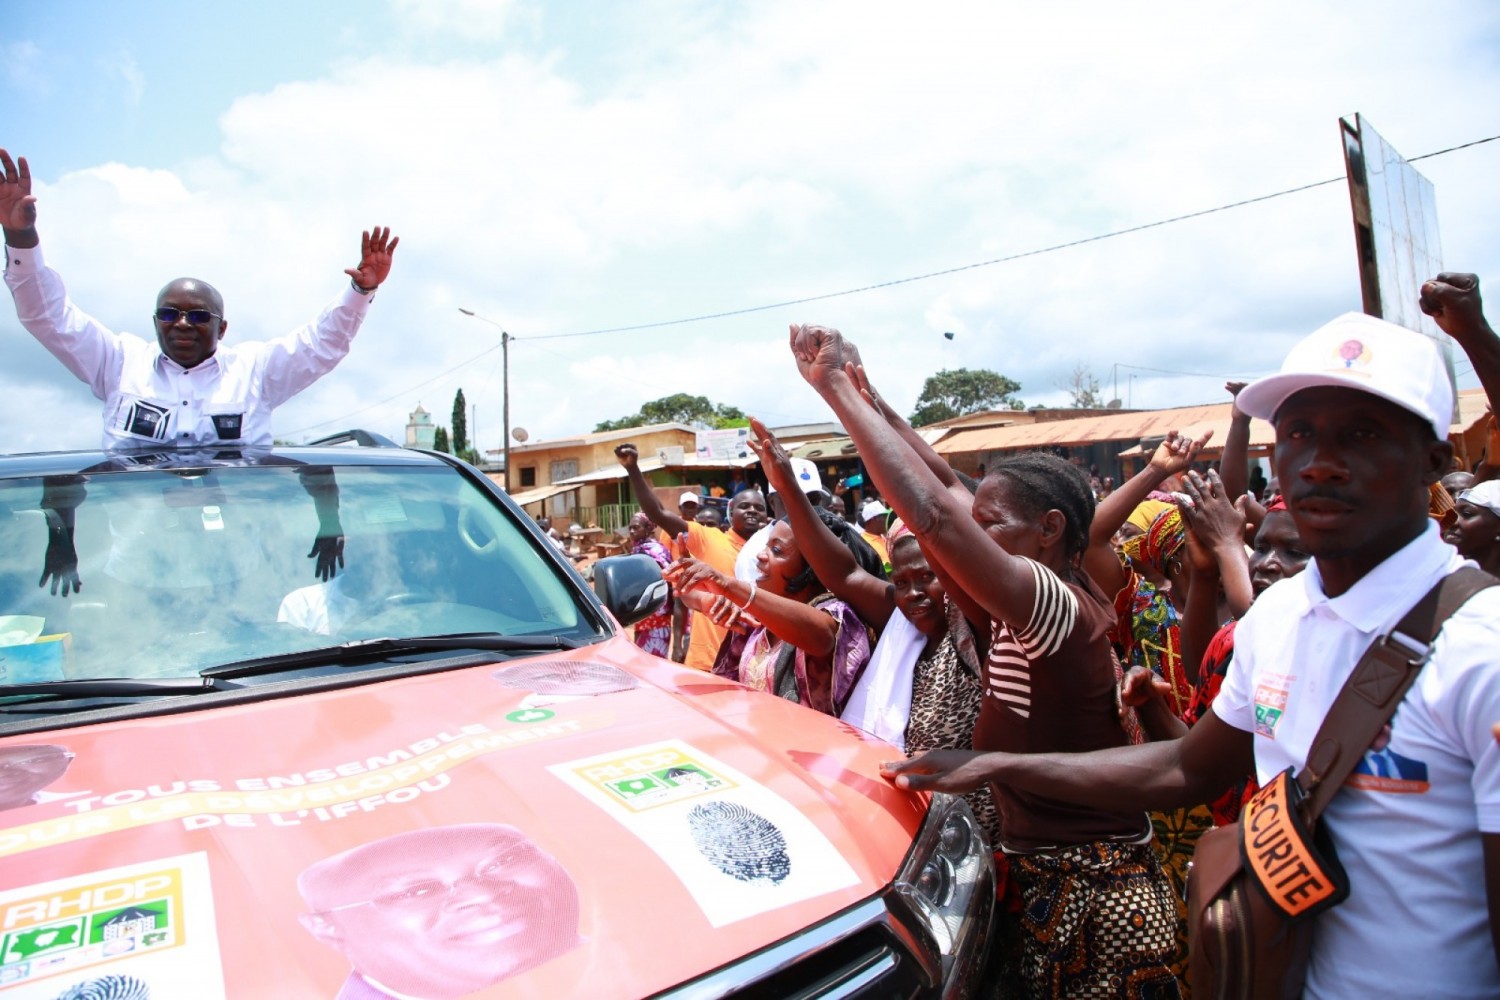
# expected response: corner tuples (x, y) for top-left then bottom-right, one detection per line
(285, 342), (501, 435)
(1115, 362), (1273, 380)
(527, 132), (1499, 341)
(296, 131), (1499, 436)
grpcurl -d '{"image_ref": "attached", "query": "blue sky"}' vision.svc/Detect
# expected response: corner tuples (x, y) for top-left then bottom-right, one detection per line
(5, 1), (1500, 454)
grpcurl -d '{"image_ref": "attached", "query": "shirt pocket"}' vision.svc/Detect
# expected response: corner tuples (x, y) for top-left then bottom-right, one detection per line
(110, 394), (176, 441)
(203, 403), (247, 441)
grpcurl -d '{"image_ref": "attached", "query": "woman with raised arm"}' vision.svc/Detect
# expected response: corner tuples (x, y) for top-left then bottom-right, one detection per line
(790, 324), (1179, 999)
(663, 489), (879, 716)
(746, 417), (999, 846)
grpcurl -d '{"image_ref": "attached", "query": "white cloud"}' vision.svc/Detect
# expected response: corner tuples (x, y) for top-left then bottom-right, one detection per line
(5, 0), (1500, 460)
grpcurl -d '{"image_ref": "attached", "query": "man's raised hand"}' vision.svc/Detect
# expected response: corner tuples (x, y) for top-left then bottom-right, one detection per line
(613, 443), (640, 470)
(789, 323), (853, 391)
(1147, 428), (1213, 479)
(344, 226), (400, 290)
(1420, 272), (1490, 340)
(0, 150), (39, 244)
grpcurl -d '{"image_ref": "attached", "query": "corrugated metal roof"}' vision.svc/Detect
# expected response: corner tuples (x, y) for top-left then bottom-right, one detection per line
(791, 437), (858, 460)
(1455, 386), (1490, 433)
(932, 402), (1261, 454)
(939, 387), (1490, 458)
(502, 421), (697, 454)
(503, 482), (579, 507)
(551, 454), (759, 487)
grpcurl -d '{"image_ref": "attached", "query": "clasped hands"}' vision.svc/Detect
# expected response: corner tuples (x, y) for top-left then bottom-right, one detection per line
(665, 558), (759, 634)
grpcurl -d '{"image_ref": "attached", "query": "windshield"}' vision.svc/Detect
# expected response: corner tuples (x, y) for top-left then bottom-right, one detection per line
(0, 461), (601, 683)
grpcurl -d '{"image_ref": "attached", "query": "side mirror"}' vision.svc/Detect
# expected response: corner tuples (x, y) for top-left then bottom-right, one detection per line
(592, 554), (669, 628)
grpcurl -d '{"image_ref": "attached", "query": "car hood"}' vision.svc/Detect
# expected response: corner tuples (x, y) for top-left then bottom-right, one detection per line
(0, 636), (926, 999)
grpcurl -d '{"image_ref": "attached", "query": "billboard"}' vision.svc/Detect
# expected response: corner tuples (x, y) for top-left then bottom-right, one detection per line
(695, 428), (751, 461)
(1340, 113), (1458, 414)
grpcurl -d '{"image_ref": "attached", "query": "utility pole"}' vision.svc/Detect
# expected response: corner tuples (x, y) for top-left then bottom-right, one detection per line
(502, 330), (511, 492)
(458, 309), (513, 491)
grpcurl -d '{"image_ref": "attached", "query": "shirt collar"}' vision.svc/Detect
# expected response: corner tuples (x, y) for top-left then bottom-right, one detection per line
(155, 351), (221, 376)
(1302, 520), (1454, 633)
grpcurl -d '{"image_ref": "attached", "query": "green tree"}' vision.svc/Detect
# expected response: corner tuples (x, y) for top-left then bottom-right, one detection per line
(908, 368), (1024, 426)
(433, 426), (450, 453)
(452, 389), (469, 456)
(596, 394), (747, 432)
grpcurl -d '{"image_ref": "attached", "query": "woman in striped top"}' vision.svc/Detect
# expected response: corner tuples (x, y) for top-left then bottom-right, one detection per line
(791, 324), (1179, 999)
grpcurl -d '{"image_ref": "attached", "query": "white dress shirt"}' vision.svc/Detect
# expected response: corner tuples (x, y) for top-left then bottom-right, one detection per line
(5, 242), (374, 449)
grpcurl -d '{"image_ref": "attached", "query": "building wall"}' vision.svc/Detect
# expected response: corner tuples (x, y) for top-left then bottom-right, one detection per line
(509, 427), (698, 517)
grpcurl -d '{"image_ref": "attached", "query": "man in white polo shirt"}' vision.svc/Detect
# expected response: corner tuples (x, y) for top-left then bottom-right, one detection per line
(885, 310), (1500, 998)
(1, 148), (397, 449)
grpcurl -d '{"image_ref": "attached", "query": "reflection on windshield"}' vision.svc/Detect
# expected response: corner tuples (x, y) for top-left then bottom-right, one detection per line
(0, 464), (592, 683)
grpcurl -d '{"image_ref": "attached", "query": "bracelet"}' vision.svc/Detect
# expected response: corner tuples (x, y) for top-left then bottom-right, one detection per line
(350, 278), (377, 295)
(738, 582), (757, 609)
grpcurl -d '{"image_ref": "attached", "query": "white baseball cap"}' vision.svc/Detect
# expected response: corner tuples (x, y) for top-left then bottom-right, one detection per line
(767, 457), (825, 498)
(1236, 312), (1452, 441)
(861, 499), (890, 522)
(1458, 481), (1500, 518)
(678, 491), (701, 506)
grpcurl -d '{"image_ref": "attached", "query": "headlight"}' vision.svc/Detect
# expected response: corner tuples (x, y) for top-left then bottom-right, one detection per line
(892, 793), (994, 993)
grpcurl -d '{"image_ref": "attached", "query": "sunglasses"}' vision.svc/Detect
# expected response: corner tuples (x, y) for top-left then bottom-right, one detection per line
(154, 307), (221, 326)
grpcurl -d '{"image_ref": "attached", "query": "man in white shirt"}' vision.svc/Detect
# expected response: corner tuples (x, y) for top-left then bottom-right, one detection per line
(1, 148), (398, 449)
(885, 309), (1500, 998)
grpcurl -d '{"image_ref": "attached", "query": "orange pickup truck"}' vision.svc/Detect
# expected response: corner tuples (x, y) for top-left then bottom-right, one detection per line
(0, 439), (993, 999)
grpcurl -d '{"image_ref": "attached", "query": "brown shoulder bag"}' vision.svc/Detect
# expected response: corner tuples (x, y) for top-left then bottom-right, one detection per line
(1187, 566), (1497, 1000)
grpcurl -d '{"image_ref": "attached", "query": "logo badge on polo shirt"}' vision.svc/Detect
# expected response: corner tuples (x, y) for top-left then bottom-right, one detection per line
(1333, 338), (1371, 371)
(1253, 680), (1289, 738)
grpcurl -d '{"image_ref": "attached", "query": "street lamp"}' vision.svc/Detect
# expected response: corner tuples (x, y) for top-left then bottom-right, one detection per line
(458, 308), (512, 491)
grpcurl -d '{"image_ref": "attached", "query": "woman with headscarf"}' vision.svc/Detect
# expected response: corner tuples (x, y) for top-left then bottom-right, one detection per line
(794, 325), (1180, 999)
(1123, 476), (1311, 828)
(1079, 431), (1211, 992)
(624, 512), (674, 657)
(664, 485), (881, 716)
(1084, 433), (1210, 719)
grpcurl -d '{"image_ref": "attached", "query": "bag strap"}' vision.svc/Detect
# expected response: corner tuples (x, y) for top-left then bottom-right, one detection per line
(1296, 566), (1498, 821)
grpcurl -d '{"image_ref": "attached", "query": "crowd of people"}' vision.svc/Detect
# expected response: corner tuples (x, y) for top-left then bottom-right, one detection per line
(612, 285), (1500, 998)
(9, 143), (1500, 999)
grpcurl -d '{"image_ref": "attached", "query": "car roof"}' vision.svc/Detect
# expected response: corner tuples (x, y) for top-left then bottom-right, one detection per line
(0, 443), (453, 479)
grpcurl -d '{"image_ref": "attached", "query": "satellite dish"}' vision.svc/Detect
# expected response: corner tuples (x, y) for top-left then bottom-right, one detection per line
(1106, 399), (1122, 410)
(512, 427), (529, 442)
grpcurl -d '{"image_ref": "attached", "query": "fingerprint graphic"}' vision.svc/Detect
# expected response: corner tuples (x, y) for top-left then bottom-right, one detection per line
(687, 801), (791, 885)
(492, 660), (639, 695)
(52, 975), (151, 1000)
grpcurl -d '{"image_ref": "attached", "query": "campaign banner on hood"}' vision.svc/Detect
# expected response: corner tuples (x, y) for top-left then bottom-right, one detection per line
(550, 740), (859, 927)
(0, 852), (224, 998)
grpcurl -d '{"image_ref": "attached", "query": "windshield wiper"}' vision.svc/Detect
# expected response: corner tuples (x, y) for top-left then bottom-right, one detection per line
(0, 677), (213, 700)
(200, 632), (582, 681)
